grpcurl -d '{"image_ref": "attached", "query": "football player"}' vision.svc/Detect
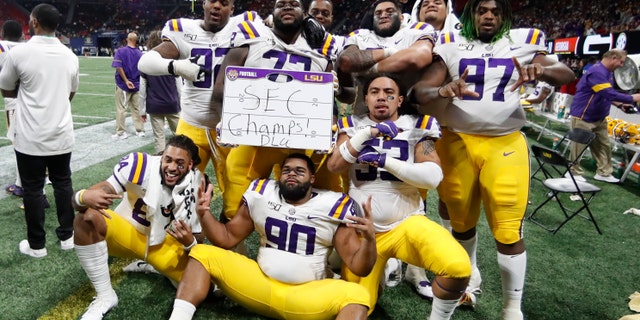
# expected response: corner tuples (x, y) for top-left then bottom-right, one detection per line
(1, 20), (24, 197)
(73, 135), (206, 319)
(168, 153), (376, 320)
(138, 0), (261, 194)
(337, 0), (436, 115)
(408, 1), (575, 318)
(327, 74), (471, 320)
(212, 0), (344, 222)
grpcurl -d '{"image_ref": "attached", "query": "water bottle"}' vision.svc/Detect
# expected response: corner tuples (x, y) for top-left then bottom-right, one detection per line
(557, 105), (565, 119)
(552, 137), (560, 149)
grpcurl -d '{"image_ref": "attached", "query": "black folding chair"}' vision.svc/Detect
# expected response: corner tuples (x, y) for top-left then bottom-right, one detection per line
(527, 144), (603, 234)
(530, 128), (596, 182)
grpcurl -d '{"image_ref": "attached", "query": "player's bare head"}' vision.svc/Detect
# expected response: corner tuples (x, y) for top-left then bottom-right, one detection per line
(460, 0), (512, 43)
(273, 0), (306, 34)
(417, 0), (447, 29)
(127, 32), (138, 43)
(309, 0), (334, 29)
(372, 0), (403, 37)
(364, 74), (405, 122)
(279, 153), (315, 202)
(146, 30), (163, 49)
(202, 0), (235, 33)
(2, 20), (22, 41)
(30, 3), (60, 34)
(160, 135), (200, 187)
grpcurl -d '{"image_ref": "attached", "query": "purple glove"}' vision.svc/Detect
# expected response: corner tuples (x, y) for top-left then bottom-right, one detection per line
(375, 120), (399, 139)
(357, 145), (386, 168)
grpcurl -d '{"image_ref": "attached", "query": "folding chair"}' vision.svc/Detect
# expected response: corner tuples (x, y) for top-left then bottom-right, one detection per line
(530, 128), (596, 182)
(527, 144), (603, 234)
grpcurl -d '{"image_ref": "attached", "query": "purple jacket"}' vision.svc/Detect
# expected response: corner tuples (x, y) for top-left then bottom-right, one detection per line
(112, 46), (142, 92)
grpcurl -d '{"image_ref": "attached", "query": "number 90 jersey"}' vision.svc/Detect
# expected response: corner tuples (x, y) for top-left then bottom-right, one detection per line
(243, 179), (358, 284)
(338, 114), (440, 232)
(161, 12), (260, 129)
(434, 28), (548, 136)
(229, 20), (331, 72)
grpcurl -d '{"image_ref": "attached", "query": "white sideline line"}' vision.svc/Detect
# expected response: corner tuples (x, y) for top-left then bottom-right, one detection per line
(74, 92), (112, 97)
(73, 115), (111, 120)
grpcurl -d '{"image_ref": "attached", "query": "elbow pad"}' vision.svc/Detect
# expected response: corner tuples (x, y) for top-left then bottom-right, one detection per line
(383, 157), (443, 189)
(138, 50), (172, 75)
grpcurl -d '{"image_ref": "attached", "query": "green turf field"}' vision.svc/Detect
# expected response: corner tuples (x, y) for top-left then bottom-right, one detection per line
(1, 57), (639, 320)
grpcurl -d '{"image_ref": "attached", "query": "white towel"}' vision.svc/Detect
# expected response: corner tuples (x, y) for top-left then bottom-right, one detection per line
(143, 158), (203, 246)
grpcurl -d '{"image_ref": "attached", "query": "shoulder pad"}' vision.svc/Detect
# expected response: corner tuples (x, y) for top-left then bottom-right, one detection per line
(116, 152), (151, 186)
(236, 20), (262, 40)
(439, 32), (457, 45)
(327, 194), (357, 220)
(317, 33), (337, 57)
(249, 178), (272, 195)
(165, 19), (185, 32)
(337, 116), (356, 130)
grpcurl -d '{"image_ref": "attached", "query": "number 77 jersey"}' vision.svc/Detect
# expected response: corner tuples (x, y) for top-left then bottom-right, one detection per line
(434, 28), (548, 136)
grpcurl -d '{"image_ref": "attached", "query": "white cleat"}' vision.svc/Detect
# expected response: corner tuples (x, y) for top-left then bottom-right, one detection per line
(384, 258), (403, 287)
(404, 265), (434, 299)
(467, 266), (483, 294)
(81, 291), (118, 320)
(122, 260), (160, 274)
(502, 308), (524, 320)
(456, 291), (477, 310)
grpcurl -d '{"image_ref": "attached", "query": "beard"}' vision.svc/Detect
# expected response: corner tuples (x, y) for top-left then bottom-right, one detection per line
(273, 16), (304, 34)
(278, 180), (311, 202)
(374, 16), (402, 38)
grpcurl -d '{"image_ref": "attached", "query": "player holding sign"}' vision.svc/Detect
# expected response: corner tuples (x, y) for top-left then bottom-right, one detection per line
(213, 0), (343, 221)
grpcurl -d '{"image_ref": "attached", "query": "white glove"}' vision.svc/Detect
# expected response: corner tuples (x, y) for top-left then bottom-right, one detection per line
(169, 55), (209, 82)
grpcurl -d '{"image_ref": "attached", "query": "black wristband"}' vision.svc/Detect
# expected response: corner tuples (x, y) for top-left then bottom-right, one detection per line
(168, 60), (175, 75)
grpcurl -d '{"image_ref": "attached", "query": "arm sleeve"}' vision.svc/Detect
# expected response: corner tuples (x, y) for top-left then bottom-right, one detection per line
(383, 157), (443, 190)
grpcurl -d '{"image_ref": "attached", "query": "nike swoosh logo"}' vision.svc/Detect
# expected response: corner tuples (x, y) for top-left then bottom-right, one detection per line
(307, 216), (319, 220)
(510, 46), (521, 50)
(394, 39), (402, 44)
(503, 151), (515, 156)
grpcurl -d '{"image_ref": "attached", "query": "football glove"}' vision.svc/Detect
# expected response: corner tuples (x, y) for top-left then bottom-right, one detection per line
(331, 70), (340, 95)
(374, 120), (399, 139)
(169, 54), (210, 82)
(302, 15), (326, 49)
(357, 145), (386, 168)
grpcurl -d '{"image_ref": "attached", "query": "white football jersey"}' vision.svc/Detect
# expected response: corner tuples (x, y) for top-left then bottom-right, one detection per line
(243, 178), (358, 284)
(107, 152), (202, 240)
(527, 80), (554, 101)
(229, 20), (331, 72)
(317, 33), (346, 63)
(344, 22), (435, 52)
(161, 11), (261, 128)
(338, 114), (441, 232)
(434, 28), (548, 135)
(0, 40), (21, 112)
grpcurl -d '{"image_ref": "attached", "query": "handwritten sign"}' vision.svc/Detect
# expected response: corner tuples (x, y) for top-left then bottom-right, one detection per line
(219, 66), (334, 150)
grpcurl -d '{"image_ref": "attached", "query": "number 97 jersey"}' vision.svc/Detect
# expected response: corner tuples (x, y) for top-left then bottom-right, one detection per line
(434, 28), (548, 136)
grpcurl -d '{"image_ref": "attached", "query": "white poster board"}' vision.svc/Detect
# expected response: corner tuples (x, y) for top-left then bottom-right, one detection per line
(219, 66), (334, 150)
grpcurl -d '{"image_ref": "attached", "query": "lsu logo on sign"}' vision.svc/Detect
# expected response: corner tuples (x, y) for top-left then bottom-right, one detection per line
(226, 69), (239, 81)
(304, 74), (324, 82)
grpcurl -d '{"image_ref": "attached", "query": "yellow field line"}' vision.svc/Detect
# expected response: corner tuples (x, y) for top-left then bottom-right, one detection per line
(39, 187), (222, 319)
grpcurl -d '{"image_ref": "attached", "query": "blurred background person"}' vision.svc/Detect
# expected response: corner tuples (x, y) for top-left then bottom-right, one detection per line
(112, 31), (144, 140)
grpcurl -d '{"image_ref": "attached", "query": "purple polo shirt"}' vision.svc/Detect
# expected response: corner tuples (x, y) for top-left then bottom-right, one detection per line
(141, 73), (180, 114)
(112, 45), (143, 92)
(569, 62), (633, 122)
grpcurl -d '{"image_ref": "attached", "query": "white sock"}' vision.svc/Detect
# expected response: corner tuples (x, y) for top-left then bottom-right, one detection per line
(440, 219), (452, 232)
(75, 241), (113, 297)
(429, 296), (458, 320)
(457, 234), (478, 269)
(405, 264), (428, 283)
(497, 251), (527, 311)
(169, 299), (196, 320)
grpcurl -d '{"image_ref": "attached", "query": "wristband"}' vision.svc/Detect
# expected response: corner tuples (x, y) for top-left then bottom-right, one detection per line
(183, 237), (197, 251)
(74, 189), (86, 206)
(370, 63), (379, 74)
(168, 60), (175, 75)
(383, 47), (398, 58)
(348, 128), (372, 152)
(339, 142), (357, 163)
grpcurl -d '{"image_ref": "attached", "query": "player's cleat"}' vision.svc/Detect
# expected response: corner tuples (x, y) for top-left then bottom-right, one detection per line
(404, 265), (434, 299)
(19, 240), (47, 258)
(60, 235), (74, 251)
(122, 260), (160, 274)
(81, 290), (119, 320)
(409, 279), (433, 299)
(502, 308), (524, 320)
(457, 291), (477, 310)
(384, 258), (403, 287)
(136, 131), (146, 138)
(6, 184), (23, 197)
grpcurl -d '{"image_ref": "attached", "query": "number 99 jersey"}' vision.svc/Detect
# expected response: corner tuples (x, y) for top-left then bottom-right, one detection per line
(243, 178), (358, 284)
(338, 114), (441, 232)
(434, 28), (548, 136)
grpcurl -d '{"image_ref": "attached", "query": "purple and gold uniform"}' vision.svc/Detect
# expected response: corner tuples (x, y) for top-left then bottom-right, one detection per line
(190, 179), (370, 319)
(337, 114), (471, 311)
(433, 28), (547, 243)
(222, 20), (341, 219)
(161, 12), (260, 186)
(103, 152), (202, 282)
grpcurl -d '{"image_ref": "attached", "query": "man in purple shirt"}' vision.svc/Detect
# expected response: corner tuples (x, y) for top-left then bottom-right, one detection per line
(112, 32), (144, 140)
(568, 49), (640, 183)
